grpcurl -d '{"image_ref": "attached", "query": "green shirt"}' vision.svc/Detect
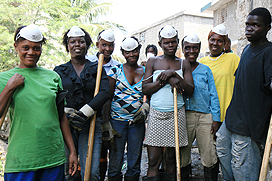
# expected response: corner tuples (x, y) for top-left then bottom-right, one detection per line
(0, 67), (66, 173)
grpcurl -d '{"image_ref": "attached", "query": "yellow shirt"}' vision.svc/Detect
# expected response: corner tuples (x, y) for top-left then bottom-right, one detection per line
(199, 53), (240, 122)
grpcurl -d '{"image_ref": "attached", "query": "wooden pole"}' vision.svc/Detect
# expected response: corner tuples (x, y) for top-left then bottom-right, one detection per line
(84, 54), (104, 181)
(259, 115), (272, 181)
(174, 88), (181, 181)
(0, 98), (11, 129)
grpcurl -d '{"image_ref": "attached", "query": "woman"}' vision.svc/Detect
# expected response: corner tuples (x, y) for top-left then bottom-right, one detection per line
(142, 44), (158, 66)
(142, 25), (194, 181)
(181, 33), (221, 180)
(199, 24), (240, 123)
(54, 26), (110, 181)
(104, 37), (146, 181)
(0, 24), (77, 181)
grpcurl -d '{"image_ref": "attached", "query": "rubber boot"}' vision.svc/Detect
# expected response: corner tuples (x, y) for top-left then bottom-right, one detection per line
(108, 175), (123, 181)
(160, 172), (176, 181)
(181, 165), (190, 181)
(142, 175), (161, 181)
(204, 162), (219, 181)
(124, 175), (139, 181)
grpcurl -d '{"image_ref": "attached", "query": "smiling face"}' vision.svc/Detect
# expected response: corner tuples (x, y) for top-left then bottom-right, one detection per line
(122, 47), (140, 65)
(96, 39), (114, 59)
(245, 15), (270, 44)
(159, 37), (179, 56)
(14, 39), (42, 68)
(68, 37), (87, 59)
(208, 34), (225, 57)
(182, 41), (200, 63)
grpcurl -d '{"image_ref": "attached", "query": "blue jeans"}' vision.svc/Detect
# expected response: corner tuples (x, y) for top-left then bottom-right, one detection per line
(216, 122), (261, 181)
(4, 164), (65, 181)
(108, 119), (145, 177)
(65, 117), (102, 181)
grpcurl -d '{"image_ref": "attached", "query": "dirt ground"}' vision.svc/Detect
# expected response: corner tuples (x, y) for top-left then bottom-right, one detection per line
(118, 145), (223, 180)
(139, 146), (223, 181)
(0, 140), (224, 181)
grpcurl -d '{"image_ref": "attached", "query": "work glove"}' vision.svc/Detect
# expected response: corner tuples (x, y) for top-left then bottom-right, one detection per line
(133, 103), (150, 124)
(101, 121), (121, 151)
(65, 105), (94, 131)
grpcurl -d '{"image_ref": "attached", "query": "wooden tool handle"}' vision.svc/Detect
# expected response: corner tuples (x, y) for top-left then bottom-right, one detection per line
(174, 88), (181, 181)
(84, 54), (104, 181)
(259, 115), (272, 181)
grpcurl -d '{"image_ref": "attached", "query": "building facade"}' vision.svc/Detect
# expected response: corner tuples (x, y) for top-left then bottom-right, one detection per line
(202, 0), (272, 56)
(132, 11), (213, 63)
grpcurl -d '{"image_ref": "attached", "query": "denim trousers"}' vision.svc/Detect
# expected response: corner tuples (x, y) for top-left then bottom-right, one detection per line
(216, 121), (261, 181)
(108, 119), (145, 177)
(65, 117), (102, 181)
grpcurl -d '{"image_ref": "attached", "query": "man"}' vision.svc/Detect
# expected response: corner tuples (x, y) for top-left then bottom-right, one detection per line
(216, 7), (272, 181)
(181, 33), (221, 180)
(86, 29), (120, 181)
(142, 25), (194, 181)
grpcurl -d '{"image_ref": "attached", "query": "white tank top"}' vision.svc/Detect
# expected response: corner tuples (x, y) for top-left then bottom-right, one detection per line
(150, 60), (185, 112)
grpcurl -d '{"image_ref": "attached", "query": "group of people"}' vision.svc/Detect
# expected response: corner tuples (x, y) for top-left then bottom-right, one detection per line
(0, 6), (271, 181)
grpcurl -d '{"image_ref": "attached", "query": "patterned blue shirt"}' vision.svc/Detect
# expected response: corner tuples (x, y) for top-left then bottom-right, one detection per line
(108, 64), (145, 121)
(184, 63), (220, 122)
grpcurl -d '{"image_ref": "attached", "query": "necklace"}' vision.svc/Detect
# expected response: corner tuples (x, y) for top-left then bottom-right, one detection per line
(209, 52), (224, 61)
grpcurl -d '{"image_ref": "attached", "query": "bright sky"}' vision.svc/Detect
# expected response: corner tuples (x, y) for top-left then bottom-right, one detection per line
(102, 0), (212, 33)
(99, 0), (212, 55)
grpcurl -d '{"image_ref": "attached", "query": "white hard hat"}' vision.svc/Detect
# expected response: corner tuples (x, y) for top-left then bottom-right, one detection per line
(99, 30), (115, 42)
(159, 25), (177, 39)
(212, 24), (228, 35)
(16, 24), (43, 42)
(184, 33), (201, 44)
(67, 26), (85, 37)
(121, 37), (139, 51)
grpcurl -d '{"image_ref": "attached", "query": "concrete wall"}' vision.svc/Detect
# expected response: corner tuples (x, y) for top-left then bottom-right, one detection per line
(209, 0), (272, 56)
(212, 0), (239, 54)
(236, 0), (272, 55)
(132, 11), (213, 63)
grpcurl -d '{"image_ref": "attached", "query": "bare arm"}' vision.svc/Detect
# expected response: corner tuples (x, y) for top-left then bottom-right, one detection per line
(0, 73), (25, 117)
(167, 60), (194, 95)
(142, 58), (164, 95)
(102, 76), (116, 123)
(180, 59), (194, 96)
(59, 113), (78, 176)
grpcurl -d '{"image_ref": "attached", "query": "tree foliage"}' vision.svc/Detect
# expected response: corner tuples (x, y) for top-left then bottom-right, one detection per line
(0, 0), (125, 71)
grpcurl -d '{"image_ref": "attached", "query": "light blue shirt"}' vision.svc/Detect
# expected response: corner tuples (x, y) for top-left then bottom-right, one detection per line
(184, 63), (220, 122)
(151, 60), (185, 112)
(86, 54), (120, 74)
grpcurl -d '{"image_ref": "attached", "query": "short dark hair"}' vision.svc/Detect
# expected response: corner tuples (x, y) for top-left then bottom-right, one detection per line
(145, 44), (158, 56)
(14, 25), (46, 45)
(62, 27), (92, 53)
(248, 7), (271, 27)
(181, 36), (201, 49)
